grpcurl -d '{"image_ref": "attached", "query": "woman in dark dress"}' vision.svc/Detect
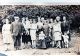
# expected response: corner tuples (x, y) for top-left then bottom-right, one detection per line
(22, 31), (31, 49)
(22, 30), (28, 49)
(61, 16), (70, 48)
(26, 32), (32, 48)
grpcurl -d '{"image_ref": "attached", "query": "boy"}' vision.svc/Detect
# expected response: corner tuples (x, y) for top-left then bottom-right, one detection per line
(62, 32), (69, 48)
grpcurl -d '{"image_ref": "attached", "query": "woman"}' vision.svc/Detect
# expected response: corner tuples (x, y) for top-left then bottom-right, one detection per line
(22, 30), (31, 49)
(52, 16), (62, 48)
(43, 20), (49, 37)
(2, 19), (13, 51)
(30, 19), (37, 48)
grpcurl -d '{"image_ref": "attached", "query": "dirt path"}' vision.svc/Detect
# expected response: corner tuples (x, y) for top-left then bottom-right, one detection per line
(0, 32), (80, 56)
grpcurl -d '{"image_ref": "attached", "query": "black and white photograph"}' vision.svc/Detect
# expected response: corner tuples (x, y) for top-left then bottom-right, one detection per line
(0, 0), (80, 56)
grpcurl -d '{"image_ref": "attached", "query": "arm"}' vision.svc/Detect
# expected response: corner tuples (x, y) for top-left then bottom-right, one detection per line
(10, 23), (13, 34)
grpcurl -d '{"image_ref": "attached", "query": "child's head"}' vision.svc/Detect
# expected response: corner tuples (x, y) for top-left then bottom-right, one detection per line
(26, 31), (29, 35)
(40, 31), (44, 34)
(64, 32), (67, 35)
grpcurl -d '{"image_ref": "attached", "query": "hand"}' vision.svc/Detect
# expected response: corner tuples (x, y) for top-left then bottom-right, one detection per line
(21, 33), (23, 35)
(67, 31), (69, 34)
(11, 34), (13, 36)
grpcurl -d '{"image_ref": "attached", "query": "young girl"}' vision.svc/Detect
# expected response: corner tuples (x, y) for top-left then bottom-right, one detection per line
(62, 32), (69, 48)
(38, 31), (46, 49)
(2, 19), (13, 51)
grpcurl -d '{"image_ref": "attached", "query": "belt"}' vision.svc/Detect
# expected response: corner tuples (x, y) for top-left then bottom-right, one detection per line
(54, 31), (61, 33)
(30, 29), (37, 30)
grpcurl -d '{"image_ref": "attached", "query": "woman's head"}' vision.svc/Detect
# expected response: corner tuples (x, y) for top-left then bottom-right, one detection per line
(33, 19), (36, 23)
(56, 16), (60, 22)
(6, 19), (9, 24)
(63, 16), (66, 21)
(14, 16), (20, 22)
(40, 31), (44, 34)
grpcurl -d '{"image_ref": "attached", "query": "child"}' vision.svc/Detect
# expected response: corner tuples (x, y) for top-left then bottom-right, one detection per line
(22, 31), (31, 49)
(62, 32), (69, 48)
(38, 31), (46, 49)
(22, 30), (27, 49)
(26, 32), (32, 49)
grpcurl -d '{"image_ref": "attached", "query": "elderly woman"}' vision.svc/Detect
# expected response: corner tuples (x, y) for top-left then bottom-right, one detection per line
(2, 19), (13, 51)
(52, 16), (62, 48)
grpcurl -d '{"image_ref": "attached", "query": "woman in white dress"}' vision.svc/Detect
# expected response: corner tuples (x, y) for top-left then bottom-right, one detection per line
(30, 19), (37, 48)
(2, 19), (13, 51)
(52, 16), (62, 48)
(25, 17), (31, 34)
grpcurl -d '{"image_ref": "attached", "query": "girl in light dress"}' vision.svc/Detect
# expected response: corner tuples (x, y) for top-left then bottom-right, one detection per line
(38, 31), (46, 49)
(2, 19), (14, 51)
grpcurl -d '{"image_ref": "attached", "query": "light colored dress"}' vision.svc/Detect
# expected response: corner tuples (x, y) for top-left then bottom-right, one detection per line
(38, 33), (46, 48)
(2, 24), (13, 44)
(30, 23), (37, 40)
(37, 22), (43, 29)
(53, 22), (62, 41)
(25, 20), (30, 29)
(39, 33), (45, 40)
(62, 35), (69, 43)
(25, 20), (31, 33)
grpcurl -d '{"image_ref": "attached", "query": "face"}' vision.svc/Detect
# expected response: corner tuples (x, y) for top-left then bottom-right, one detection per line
(22, 17), (25, 21)
(47, 20), (49, 24)
(6, 19), (9, 24)
(26, 17), (28, 21)
(41, 17), (44, 22)
(41, 31), (43, 34)
(44, 20), (47, 24)
(14, 17), (19, 22)
(64, 32), (67, 35)
(30, 19), (32, 23)
(50, 19), (53, 23)
(33, 19), (36, 23)
(26, 31), (28, 35)
(63, 16), (66, 21)
(38, 17), (40, 22)
(56, 16), (60, 22)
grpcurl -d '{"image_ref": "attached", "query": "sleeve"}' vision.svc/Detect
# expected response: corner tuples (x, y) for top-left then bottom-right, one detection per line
(21, 23), (25, 33)
(10, 23), (13, 34)
(2, 25), (5, 34)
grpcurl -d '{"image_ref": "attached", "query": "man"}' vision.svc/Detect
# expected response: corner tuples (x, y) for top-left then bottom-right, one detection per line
(11, 16), (24, 50)
(43, 20), (50, 48)
(43, 20), (49, 37)
(37, 17), (43, 35)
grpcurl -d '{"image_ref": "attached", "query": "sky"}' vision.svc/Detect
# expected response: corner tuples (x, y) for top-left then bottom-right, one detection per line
(0, 0), (80, 5)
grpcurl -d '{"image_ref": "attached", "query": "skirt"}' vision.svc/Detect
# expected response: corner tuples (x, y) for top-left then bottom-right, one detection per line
(53, 32), (61, 41)
(37, 39), (46, 49)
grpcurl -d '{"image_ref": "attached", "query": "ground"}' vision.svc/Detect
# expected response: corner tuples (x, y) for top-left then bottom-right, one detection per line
(0, 32), (80, 56)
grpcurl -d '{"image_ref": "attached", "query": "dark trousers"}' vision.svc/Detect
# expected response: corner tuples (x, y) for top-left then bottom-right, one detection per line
(13, 34), (21, 48)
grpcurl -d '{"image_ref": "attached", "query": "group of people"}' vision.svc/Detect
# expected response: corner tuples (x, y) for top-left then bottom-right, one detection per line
(2, 15), (71, 51)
